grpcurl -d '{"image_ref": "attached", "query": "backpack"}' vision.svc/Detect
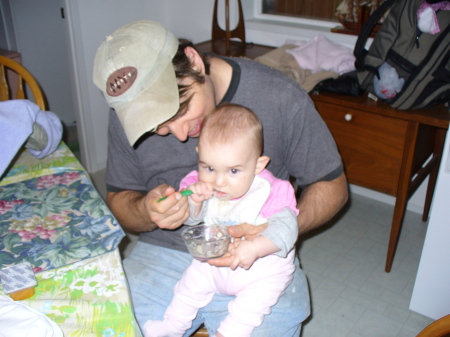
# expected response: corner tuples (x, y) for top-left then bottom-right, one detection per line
(354, 0), (450, 110)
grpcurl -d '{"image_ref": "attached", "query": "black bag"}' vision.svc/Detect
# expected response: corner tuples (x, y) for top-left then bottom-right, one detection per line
(354, 0), (450, 110)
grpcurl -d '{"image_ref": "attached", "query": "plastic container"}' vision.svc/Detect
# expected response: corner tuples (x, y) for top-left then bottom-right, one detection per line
(0, 262), (37, 301)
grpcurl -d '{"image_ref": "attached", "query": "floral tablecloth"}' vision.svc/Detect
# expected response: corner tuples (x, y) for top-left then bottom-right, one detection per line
(0, 142), (142, 336)
(0, 169), (124, 272)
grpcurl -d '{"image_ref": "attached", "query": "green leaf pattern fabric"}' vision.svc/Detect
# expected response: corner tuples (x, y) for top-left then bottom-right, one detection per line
(3, 250), (142, 336)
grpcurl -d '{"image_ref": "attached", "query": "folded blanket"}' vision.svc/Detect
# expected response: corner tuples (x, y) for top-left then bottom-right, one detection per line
(285, 34), (356, 75)
(0, 100), (62, 177)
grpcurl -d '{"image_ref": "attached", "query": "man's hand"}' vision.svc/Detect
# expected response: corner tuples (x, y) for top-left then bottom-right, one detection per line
(106, 184), (190, 232)
(207, 223), (268, 267)
(227, 222), (268, 240)
(147, 185), (190, 230)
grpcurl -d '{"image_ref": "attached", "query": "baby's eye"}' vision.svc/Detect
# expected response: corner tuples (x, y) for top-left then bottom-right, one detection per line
(230, 168), (239, 174)
(206, 166), (214, 172)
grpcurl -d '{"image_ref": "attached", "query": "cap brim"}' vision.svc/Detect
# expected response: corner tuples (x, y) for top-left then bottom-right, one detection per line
(114, 62), (179, 146)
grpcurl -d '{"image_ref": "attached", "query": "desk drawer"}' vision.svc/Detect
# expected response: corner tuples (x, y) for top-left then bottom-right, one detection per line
(315, 101), (409, 195)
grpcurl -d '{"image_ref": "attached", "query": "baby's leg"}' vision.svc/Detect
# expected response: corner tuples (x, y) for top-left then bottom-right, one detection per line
(217, 273), (293, 337)
(143, 260), (216, 337)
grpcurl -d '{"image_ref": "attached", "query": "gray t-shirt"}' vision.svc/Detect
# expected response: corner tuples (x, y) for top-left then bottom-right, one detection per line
(105, 56), (343, 252)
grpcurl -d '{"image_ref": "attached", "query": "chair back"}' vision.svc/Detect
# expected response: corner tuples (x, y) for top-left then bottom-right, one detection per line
(0, 55), (46, 110)
(416, 314), (450, 337)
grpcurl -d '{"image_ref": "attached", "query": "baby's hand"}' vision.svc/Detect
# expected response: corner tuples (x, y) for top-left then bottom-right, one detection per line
(189, 182), (215, 203)
(226, 235), (280, 270)
(228, 240), (260, 270)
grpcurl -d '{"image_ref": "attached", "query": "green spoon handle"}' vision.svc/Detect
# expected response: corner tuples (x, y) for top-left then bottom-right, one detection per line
(158, 189), (193, 202)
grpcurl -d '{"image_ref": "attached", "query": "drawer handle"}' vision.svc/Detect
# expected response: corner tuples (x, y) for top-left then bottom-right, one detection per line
(344, 113), (352, 121)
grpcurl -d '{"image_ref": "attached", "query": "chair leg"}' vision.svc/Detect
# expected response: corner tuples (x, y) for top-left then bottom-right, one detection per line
(385, 196), (408, 272)
(386, 122), (418, 272)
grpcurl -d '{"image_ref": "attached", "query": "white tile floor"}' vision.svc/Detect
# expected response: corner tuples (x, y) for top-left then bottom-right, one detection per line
(298, 193), (434, 337)
(89, 167), (435, 336)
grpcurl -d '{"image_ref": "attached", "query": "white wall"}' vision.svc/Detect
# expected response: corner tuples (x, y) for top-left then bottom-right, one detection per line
(166, 0), (213, 43)
(8, 0), (76, 127)
(63, 0), (172, 173)
(410, 131), (450, 320)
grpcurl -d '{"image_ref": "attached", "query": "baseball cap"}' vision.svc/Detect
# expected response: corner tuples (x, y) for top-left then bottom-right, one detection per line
(93, 20), (179, 146)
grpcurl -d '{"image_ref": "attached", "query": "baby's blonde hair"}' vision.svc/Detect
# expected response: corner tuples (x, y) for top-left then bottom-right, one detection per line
(199, 103), (263, 155)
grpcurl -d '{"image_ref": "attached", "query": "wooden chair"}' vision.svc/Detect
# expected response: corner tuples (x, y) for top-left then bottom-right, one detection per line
(191, 326), (209, 336)
(0, 55), (46, 110)
(416, 315), (450, 337)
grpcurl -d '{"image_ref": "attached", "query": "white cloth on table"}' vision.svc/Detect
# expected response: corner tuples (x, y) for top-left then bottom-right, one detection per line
(0, 295), (63, 337)
(0, 99), (62, 176)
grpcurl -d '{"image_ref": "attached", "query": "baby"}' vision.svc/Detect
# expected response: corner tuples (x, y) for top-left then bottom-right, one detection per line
(144, 103), (299, 337)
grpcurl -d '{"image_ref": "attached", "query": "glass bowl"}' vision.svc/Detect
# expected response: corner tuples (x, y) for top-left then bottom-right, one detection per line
(181, 224), (231, 262)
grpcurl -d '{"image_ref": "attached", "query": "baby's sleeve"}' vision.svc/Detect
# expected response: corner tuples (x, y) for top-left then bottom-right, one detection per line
(262, 207), (298, 257)
(258, 170), (299, 257)
(179, 170), (199, 190)
(259, 170), (299, 218)
(184, 200), (208, 226)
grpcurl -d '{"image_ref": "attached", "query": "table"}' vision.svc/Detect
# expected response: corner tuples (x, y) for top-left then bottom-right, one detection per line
(0, 142), (142, 336)
(311, 91), (450, 272)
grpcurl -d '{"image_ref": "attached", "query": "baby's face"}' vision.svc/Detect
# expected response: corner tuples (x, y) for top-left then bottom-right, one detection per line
(197, 138), (260, 200)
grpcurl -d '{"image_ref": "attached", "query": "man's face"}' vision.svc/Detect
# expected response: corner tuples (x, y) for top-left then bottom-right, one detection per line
(197, 137), (260, 200)
(155, 78), (216, 141)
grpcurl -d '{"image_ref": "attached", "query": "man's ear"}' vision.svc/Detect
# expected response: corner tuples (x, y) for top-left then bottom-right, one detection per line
(185, 46), (205, 74)
(255, 156), (270, 175)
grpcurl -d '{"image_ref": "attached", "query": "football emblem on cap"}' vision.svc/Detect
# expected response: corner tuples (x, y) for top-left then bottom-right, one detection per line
(106, 66), (137, 97)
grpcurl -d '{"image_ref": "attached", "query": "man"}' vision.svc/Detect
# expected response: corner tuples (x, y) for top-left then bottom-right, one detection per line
(93, 20), (348, 336)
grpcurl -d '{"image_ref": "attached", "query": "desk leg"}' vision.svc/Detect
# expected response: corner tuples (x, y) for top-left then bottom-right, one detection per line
(386, 122), (419, 272)
(422, 128), (447, 221)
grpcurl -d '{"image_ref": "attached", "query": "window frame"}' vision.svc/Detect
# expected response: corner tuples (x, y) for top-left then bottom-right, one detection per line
(253, 0), (340, 30)
(243, 0), (363, 50)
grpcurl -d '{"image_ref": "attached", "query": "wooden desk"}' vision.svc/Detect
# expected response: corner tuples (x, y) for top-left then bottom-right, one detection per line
(311, 91), (450, 272)
(195, 40), (274, 59)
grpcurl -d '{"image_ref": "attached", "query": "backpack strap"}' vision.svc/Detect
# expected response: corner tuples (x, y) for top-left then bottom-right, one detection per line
(354, 0), (397, 72)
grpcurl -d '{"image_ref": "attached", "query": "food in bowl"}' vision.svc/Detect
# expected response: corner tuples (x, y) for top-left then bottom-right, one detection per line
(182, 224), (231, 262)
